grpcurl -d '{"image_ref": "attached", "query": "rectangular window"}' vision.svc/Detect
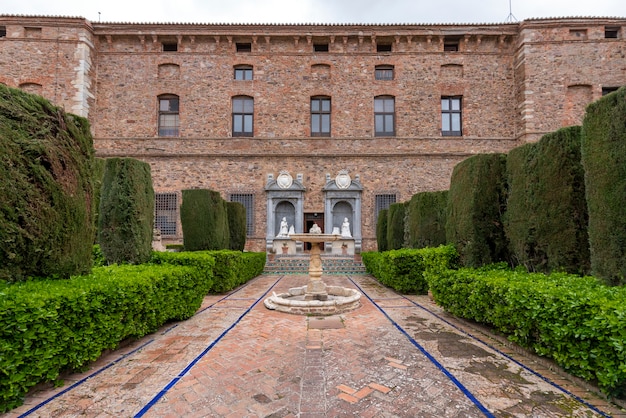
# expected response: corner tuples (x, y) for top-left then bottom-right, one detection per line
(162, 42), (178, 52)
(605, 27), (620, 39)
(313, 43), (329, 52)
(155, 193), (178, 236)
(375, 65), (394, 80)
(230, 193), (254, 236)
(375, 194), (397, 223)
(0, 26), (6, 38)
(374, 96), (395, 136)
(232, 97), (254, 137)
(602, 86), (620, 96)
(311, 97), (331, 137)
(376, 43), (392, 52)
(236, 42), (252, 52)
(234, 66), (253, 80)
(443, 37), (459, 51)
(441, 96), (462, 136)
(158, 97), (180, 137)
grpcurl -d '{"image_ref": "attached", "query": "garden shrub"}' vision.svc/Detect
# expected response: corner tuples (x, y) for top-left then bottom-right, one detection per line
(97, 158), (154, 265)
(408, 190), (448, 249)
(226, 201), (247, 251)
(429, 265), (626, 397)
(386, 202), (406, 250)
(376, 208), (389, 252)
(446, 153), (509, 267)
(181, 189), (229, 251)
(0, 84), (95, 282)
(207, 250), (266, 293)
(362, 245), (458, 294)
(505, 126), (589, 275)
(581, 86), (626, 285)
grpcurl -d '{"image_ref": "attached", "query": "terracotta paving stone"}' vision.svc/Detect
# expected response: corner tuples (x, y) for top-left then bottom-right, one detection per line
(6, 273), (625, 418)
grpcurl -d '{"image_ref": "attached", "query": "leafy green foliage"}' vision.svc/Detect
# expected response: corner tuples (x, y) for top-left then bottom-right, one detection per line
(205, 251), (266, 293)
(0, 84), (95, 282)
(429, 265), (626, 397)
(407, 191), (448, 249)
(226, 201), (247, 251)
(376, 209), (389, 252)
(362, 245), (458, 294)
(181, 189), (229, 251)
(446, 153), (510, 267)
(386, 203), (406, 250)
(97, 158), (154, 265)
(504, 126), (589, 275)
(581, 87), (626, 285)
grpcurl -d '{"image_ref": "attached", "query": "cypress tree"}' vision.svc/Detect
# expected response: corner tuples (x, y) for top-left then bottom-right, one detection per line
(386, 202), (406, 250)
(98, 158), (154, 264)
(181, 189), (229, 251)
(376, 209), (389, 252)
(226, 201), (247, 251)
(408, 190), (448, 249)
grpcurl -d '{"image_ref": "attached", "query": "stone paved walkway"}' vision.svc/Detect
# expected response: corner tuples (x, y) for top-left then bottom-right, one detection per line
(5, 274), (625, 418)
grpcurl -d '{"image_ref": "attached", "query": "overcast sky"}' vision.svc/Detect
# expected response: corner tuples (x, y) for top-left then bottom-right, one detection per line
(1, 0), (624, 24)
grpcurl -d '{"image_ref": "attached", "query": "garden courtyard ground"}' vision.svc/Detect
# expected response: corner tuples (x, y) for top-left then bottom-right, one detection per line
(6, 273), (625, 417)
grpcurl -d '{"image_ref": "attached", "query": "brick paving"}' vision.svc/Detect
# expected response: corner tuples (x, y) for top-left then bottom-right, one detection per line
(6, 274), (625, 418)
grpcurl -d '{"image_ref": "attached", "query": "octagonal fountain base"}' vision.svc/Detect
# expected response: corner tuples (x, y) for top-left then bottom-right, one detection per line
(264, 284), (362, 315)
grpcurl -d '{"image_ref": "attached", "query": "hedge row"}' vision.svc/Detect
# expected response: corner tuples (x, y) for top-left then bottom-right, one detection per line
(407, 190), (448, 249)
(428, 265), (626, 397)
(181, 189), (229, 251)
(362, 245), (458, 294)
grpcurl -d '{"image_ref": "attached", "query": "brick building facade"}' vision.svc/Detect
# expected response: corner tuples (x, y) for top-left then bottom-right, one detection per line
(1, 15), (624, 252)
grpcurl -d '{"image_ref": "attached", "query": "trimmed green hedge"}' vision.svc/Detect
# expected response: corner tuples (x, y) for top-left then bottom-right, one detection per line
(446, 153), (509, 267)
(428, 265), (626, 397)
(386, 202), (406, 250)
(376, 208), (389, 252)
(581, 86), (626, 285)
(0, 262), (211, 412)
(181, 189), (229, 251)
(362, 245), (458, 294)
(226, 201), (247, 251)
(408, 190), (448, 249)
(505, 126), (589, 275)
(207, 251), (266, 293)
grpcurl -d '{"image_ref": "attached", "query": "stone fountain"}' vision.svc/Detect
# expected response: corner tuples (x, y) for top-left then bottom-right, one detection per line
(264, 228), (362, 315)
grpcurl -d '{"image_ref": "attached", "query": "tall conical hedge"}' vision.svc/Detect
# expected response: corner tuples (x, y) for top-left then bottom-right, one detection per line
(0, 85), (95, 281)
(181, 189), (229, 251)
(386, 202), (406, 250)
(581, 87), (626, 285)
(97, 158), (154, 265)
(376, 209), (389, 252)
(446, 153), (509, 267)
(226, 201), (247, 251)
(505, 126), (589, 274)
(408, 190), (448, 249)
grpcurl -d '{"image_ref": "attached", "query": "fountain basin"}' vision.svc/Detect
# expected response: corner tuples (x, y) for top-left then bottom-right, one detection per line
(264, 285), (361, 315)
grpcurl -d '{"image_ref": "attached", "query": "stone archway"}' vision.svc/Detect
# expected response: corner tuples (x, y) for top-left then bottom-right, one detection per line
(323, 170), (363, 253)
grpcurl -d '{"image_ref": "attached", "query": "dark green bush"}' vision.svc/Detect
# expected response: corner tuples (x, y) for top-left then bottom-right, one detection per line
(429, 265), (626, 397)
(0, 85), (95, 282)
(0, 262), (211, 412)
(446, 153), (509, 267)
(362, 245), (458, 294)
(97, 158), (154, 265)
(581, 87), (626, 285)
(226, 201), (247, 251)
(207, 250), (266, 293)
(92, 157), (106, 242)
(181, 189), (229, 251)
(408, 190), (448, 249)
(505, 126), (589, 275)
(376, 208), (389, 252)
(386, 202), (406, 250)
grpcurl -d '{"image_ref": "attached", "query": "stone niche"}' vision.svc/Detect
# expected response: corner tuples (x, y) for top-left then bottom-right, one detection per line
(272, 238), (297, 255)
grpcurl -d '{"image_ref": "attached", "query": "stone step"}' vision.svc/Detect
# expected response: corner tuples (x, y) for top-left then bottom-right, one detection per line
(263, 256), (366, 274)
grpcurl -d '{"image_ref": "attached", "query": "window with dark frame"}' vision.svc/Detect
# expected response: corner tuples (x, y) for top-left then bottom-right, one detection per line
(313, 43), (329, 52)
(162, 42), (178, 52)
(230, 193), (254, 236)
(374, 96), (395, 136)
(232, 96), (254, 137)
(0, 26), (6, 38)
(236, 42), (252, 52)
(602, 86), (620, 96)
(375, 65), (394, 80)
(376, 43), (392, 52)
(311, 96), (331, 137)
(375, 194), (397, 224)
(155, 193), (178, 236)
(158, 95), (180, 137)
(441, 96), (462, 136)
(443, 37), (460, 51)
(234, 65), (253, 80)
(605, 27), (620, 39)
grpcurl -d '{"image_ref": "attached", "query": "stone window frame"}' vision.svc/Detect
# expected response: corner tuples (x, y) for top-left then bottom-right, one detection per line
(375, 65), (394, 81)
(605, 26), (620, 39)
(313, 43), (329, 52)
(236, 42), (252, 53)
(158, 94), (180, 137)
(229, 192), (255, 236)
(441, 96), (462, 137)
(374, 95), (396, 137)
(443, 36), (460, 52)
(162, 42), (178, 52)
(310, 96), (331, 137)
(234, 64), (253, 80)
(374, 193), (397, 224)
(376, 43), (392, 53)
(232, 95), (254, 137)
